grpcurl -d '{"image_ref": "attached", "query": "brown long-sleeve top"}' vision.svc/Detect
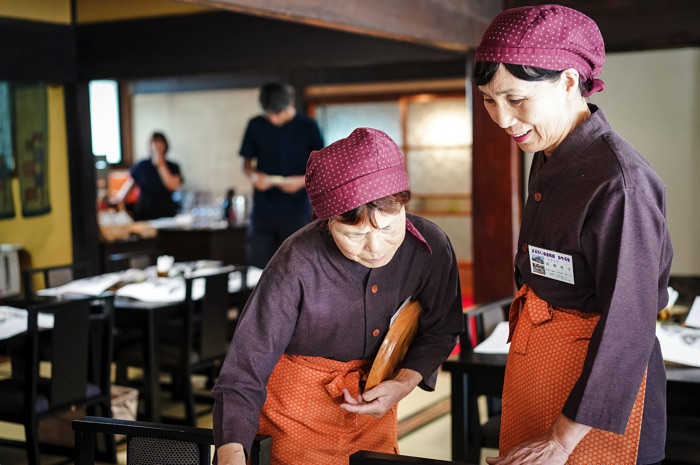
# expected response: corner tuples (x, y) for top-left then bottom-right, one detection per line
(211, 213), (463, 455)
(515, 105), (673, 464)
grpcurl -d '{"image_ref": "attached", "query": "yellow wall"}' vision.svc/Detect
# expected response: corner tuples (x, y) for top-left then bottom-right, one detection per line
(0, 0), (210, 24)
(76, 0), (211, 23)
(0, 86), (73, 268)
(0, 0), (71, 23)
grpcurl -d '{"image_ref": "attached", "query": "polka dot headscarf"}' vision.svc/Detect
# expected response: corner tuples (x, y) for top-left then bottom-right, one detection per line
(475, 4), (606, 96)
(305, 127), (409, 220)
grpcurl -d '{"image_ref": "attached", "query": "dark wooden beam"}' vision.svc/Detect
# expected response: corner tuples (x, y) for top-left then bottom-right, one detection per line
(64, 82), (100, 272)
(178, 0), (503, 52)
(0, 18), (76, 82)
(76, 11), (464, 80)
(505, 0), (700, 52)
(470, 65), (521, 303)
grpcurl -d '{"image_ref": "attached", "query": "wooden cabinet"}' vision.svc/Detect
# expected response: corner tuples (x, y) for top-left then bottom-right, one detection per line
(155, 226), (247, 266)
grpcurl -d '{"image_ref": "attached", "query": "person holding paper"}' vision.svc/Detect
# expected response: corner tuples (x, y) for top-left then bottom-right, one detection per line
(213, 128), (463, 465)
(474, 5), (673, 464)
(240, 82), (324, 268)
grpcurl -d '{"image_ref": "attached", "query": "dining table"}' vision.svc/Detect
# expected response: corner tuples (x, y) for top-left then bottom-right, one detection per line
(441, 348), (700, 463)
(15, 262), (263, 423)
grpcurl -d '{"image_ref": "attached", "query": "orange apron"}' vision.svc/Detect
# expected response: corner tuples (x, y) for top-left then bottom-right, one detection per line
(258, 354), (398, 465)
(500, 285), (646, 464)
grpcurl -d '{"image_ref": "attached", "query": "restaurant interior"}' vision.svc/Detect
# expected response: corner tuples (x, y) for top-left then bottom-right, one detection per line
(0, 0), (699, 464)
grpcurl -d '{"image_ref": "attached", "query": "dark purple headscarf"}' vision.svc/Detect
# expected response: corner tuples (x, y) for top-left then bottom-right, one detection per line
(475, 4), (606, 96)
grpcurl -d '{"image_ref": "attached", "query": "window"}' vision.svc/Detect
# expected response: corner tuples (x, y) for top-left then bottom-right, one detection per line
(89, 80), (122, 164)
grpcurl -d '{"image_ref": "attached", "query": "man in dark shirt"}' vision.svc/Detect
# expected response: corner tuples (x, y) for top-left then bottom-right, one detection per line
(240, 82), (324, 268)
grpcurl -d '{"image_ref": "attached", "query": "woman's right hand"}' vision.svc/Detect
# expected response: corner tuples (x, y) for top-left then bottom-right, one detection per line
(216, 443), (247, 465)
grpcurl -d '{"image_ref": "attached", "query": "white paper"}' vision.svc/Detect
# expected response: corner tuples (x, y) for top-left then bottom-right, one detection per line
(390, 296), (412, 327)
(684, 296), (700, 329)
(116, 277), (205, 303)
(656, 323), (700, 367)
(0, 306), (54, 340)
(37, 272), (125, 298)
(666, 286), (679, 309)
(473, 321), (511, 354)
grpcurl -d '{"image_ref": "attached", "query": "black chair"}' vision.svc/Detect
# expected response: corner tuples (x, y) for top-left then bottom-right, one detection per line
(22, 262), (93, 300)
(0, 297), (116, 464)
(73, 416), (272, 465)
(115, 269), (232, 425)
(104, 250), (159, 272)
(350, 450), (473, 464)
(459, 296), (512, 461)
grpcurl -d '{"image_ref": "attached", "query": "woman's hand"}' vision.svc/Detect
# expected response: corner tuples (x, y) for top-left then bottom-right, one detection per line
(340, 368), (421, 417)
(216, 443), (247, 465)
(485, 414), (591, 464)
(484, 435), (570, 465)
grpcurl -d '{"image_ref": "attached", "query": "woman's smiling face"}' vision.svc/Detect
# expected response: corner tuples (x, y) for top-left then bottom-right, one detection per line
(478, 64), (576, 156)
(329, 207), (406, 268)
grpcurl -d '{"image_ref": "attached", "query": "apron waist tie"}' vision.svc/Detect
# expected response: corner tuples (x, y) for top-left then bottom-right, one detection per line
(508, 284), (553, 354)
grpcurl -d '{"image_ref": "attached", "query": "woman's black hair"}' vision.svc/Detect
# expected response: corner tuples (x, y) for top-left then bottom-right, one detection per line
(151, 131), (169, 154)
(473, 61), (593, 95)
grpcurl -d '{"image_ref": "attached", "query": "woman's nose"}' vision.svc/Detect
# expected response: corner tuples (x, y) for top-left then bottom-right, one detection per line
(492, 105), (515, 129)
(364, 233), (382, 253)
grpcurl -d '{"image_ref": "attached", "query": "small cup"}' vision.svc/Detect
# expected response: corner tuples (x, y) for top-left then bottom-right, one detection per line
(156, 255), (174, 278)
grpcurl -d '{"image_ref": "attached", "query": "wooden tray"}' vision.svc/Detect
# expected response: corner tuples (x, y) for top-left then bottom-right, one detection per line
(365, 300), (422, 391)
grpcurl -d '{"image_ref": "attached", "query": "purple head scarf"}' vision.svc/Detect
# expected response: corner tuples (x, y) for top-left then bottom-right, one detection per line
(305, 128), (409, 220)
(475, 4), (606, 96)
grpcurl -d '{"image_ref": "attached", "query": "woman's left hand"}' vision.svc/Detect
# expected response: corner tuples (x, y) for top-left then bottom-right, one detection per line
(340, 368), (421, 417)
(484, 435), (570, 465)
(485, 414), (592, 465)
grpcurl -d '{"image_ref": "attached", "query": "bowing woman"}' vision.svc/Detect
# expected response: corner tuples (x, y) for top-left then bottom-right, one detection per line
(211, 128), (463, 465)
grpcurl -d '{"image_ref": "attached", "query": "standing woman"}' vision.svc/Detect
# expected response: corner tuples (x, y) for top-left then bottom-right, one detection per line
(474, 5), (672, 465)
(212, 128), (463, 465)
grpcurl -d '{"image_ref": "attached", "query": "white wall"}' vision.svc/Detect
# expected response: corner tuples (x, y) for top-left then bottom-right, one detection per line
(132, 88), (260, 203)
(590, 47), (700, 275)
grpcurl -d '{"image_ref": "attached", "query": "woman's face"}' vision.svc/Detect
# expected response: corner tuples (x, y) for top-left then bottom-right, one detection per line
(478, 65), (576, 156)
(329, 207), (406, 268)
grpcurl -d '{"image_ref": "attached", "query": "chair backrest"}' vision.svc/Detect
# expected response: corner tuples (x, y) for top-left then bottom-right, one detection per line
(27, 297), (113, 412)
(185, 269), (231, 362)
(0, 296), (115, 465)
(350, 450), (473, 464)
(73, 416), (272, 465)
(22, 262), (92, 300)
(104, 251), (157, 272)
(460, 296), (512, 352)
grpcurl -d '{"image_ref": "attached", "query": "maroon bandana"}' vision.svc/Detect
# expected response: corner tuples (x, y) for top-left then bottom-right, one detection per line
(475, 4), (606, 97)
(306, 128), (409, 220)
(305, 127), (431, 253)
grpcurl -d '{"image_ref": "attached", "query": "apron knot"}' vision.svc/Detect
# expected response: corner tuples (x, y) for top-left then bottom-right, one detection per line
(323, 368), (364, 400)
(509, 285), (553, 354)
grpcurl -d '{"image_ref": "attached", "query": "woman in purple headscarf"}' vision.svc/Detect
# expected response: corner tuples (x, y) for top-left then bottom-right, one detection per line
(211, 127), (463, 465)
(474, 4), (672, 465)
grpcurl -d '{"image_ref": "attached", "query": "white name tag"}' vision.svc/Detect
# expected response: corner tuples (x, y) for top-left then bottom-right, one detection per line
(528, 245), (575, 284)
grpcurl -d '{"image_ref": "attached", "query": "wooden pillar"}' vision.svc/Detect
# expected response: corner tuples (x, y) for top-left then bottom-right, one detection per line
(470, 69), (521, 304)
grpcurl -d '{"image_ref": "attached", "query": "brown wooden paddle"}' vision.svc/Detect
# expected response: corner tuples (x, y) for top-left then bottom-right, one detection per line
(365, 300), (422, 391)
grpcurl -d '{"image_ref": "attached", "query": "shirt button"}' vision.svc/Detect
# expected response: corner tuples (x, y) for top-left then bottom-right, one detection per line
(372, 329), (381, 337)
(371, 284), (378, 294)
(533, 192), (542, 202)
(522, 243), (528, 252)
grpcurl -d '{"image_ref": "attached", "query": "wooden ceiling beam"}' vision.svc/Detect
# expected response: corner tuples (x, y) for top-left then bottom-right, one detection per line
(177, 0), (503, 52)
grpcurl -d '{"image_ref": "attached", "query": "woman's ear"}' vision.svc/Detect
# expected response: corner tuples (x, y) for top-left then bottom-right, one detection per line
(561, 68), (581, 97)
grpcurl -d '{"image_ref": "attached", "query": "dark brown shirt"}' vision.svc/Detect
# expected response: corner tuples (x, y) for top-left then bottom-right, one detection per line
(212, 214), (463, 454)
(515, 105), (673, 464)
